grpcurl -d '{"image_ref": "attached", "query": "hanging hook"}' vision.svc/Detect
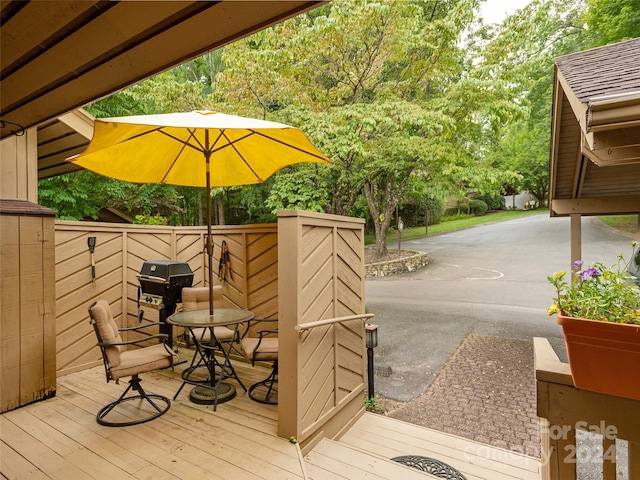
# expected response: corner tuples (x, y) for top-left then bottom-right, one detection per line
(0, 119), (25, 136)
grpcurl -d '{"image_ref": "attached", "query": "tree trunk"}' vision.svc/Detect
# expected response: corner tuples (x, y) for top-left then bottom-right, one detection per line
(197, 191), (204, 226)
(215, 191), (225, 226)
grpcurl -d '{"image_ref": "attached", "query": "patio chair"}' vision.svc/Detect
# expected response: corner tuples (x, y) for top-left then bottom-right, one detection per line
(180, 286), (241, 382)
(181, 286), (236, 345)
(89, 299), (178, 426)
(239, 319), (278, 404)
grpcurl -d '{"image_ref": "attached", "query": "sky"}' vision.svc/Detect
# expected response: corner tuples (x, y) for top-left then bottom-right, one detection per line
(480, 0), (534, 25)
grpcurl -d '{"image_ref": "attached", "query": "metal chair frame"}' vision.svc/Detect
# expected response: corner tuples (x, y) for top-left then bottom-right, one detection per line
(242, 319), (278, 404)
(89, 301), (175, 427)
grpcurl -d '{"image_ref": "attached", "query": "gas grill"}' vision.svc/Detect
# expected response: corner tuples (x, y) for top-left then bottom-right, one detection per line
(137, 260), (194, 346)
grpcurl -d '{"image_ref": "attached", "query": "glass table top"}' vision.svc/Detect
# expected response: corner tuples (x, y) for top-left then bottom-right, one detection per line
(167, 308), (254, 327)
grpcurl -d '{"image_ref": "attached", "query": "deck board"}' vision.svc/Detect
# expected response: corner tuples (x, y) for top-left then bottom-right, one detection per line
(1, 359), (542, 480)
(339, 413), (540, 480)
(305, 438), (438, 479)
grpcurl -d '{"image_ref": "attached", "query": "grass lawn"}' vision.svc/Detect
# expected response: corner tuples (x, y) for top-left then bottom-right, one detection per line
(598, 214), (639, 234)
(365, 210), (639, 246)
(366, 209), (545, 245)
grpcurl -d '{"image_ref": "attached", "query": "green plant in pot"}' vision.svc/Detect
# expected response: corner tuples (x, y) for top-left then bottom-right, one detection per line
(547, 242), (640, 400)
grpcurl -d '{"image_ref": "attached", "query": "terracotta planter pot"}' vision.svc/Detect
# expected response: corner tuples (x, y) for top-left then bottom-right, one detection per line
(558, 313), (640, 400)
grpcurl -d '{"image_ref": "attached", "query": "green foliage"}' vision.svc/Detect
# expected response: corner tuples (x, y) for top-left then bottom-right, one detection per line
(265, 164), (330, 214)
(46, 0), (633, 233)
(469, 199), (488, 216)
(548, 244), (640, 325)
(586, 0), (640, 46)
(38, 172), (101, 220)
(472, 0), (591, 205)
(134, 215), (168, 225)
(38, 171), (184, 223)
(423, 195), (445, 225)
(399, 192), (445, 226)
(364, 395), (384, 413)
(478, 193), (505, 211)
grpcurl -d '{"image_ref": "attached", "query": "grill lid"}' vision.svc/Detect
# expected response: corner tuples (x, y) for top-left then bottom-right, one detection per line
(138, 260), (193, 282)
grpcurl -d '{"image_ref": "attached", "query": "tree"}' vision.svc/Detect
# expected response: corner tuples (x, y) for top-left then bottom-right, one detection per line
(586, 0), (640, 45)
(214, 0), (522, 259)
(474, 0), (591, 204)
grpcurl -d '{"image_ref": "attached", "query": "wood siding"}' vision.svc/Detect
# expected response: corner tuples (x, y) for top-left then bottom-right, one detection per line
(277, 211), (367, 452)
(0, 129), (38, 203)
(54, 221), (277, 377)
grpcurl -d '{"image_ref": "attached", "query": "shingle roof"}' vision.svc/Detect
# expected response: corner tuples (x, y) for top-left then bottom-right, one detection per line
(555, 37), (640, 102)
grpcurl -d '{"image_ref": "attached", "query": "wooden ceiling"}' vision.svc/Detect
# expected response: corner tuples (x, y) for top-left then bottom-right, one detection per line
(549, 38), (640, 217)
(1, 0), (326, 141)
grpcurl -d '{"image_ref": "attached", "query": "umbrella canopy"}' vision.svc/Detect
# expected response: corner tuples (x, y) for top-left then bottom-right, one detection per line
(67, 110), (331, 314)
(68, 110), (330, 187)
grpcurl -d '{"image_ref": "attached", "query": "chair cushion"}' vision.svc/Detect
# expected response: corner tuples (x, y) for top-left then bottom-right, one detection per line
(240, 337), (278, 362)
(181, 286), (224, 311)
(90, 300), (123, 367)
(191, 326), (235, 343)
(110, 343), (179, 381)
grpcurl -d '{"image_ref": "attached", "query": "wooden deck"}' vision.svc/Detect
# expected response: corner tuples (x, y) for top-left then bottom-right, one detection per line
(307, 413), (541, 480)
(1, 357), (541, 480)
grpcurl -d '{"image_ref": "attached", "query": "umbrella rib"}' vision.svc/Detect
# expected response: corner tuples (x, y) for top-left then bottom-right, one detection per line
(219, 130), (263, 181)
(158, 128), (205, 153)
(211, 129), (328, 162)
(159, 129), (198, 184)
(251, 129), (329, 161)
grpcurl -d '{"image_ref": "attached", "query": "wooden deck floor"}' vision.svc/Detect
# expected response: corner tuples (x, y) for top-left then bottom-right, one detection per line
(1, 358), (541, 480)
(306, 413), (541, 480)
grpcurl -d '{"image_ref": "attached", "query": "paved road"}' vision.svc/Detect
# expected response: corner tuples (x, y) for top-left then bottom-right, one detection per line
(365, 213), (638, 402)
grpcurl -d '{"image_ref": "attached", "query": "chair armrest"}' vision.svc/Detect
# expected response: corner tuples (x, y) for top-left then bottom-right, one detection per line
(239, 318), (277, 340)
(98, 333), (169, 348)
(252, 329), (278, 353)
(257, 329), (278, 336)
(118, 322), (163, 332)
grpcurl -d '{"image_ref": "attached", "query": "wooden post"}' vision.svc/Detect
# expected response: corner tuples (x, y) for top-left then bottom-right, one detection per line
(570, 214), (582, 274)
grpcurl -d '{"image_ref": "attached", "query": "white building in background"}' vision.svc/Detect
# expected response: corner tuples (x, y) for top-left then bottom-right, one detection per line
(504, 191), (537, 210)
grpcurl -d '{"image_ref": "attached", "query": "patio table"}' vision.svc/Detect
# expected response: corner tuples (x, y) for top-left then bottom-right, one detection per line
(167, 308), (254, 410)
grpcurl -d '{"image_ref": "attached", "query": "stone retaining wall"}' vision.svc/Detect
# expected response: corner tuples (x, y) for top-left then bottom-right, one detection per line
(365, 250), (429, 278)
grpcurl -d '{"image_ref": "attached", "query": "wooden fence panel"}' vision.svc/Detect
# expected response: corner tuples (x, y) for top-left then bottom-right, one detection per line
(277, 211), (367, 452)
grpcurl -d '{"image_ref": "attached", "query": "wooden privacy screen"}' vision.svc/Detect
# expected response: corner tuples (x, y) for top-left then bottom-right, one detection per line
(277, 211), (368, 452)
(54, 221), (277, 376)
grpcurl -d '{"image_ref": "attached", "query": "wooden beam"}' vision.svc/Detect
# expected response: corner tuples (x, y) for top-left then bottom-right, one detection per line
(551, 196), (640, 215)
(582, 142), (640, 166)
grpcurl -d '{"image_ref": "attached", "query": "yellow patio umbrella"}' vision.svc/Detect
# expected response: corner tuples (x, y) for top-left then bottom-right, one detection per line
(68, 110), (331, 312)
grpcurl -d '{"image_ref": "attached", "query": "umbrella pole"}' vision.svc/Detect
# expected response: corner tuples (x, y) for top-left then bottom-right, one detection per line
(205, 134), (214, 316)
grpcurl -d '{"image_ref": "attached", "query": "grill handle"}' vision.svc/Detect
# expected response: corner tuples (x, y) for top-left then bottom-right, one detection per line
(137, 273), (194, 284)
(136, 275), (168, 284)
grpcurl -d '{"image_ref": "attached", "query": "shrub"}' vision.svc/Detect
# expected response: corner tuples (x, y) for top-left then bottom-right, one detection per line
(445, 206), (464, 216)
(469, 199), (488, 216)
(478, 193), (505, 211)
(423, 195), (445, 225)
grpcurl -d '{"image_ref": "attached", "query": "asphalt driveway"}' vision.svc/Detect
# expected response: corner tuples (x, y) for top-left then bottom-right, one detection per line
(365, 212), (638, 402)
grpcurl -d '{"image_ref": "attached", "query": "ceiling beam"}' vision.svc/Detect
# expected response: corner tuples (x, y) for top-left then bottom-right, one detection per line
(551, 196), (640, 216)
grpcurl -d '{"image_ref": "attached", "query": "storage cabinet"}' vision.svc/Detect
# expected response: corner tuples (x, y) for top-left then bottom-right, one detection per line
(1, 200), (56, 412)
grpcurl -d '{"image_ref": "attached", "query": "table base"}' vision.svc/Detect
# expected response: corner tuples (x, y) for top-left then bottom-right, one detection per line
(189, 383), (236, 405)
